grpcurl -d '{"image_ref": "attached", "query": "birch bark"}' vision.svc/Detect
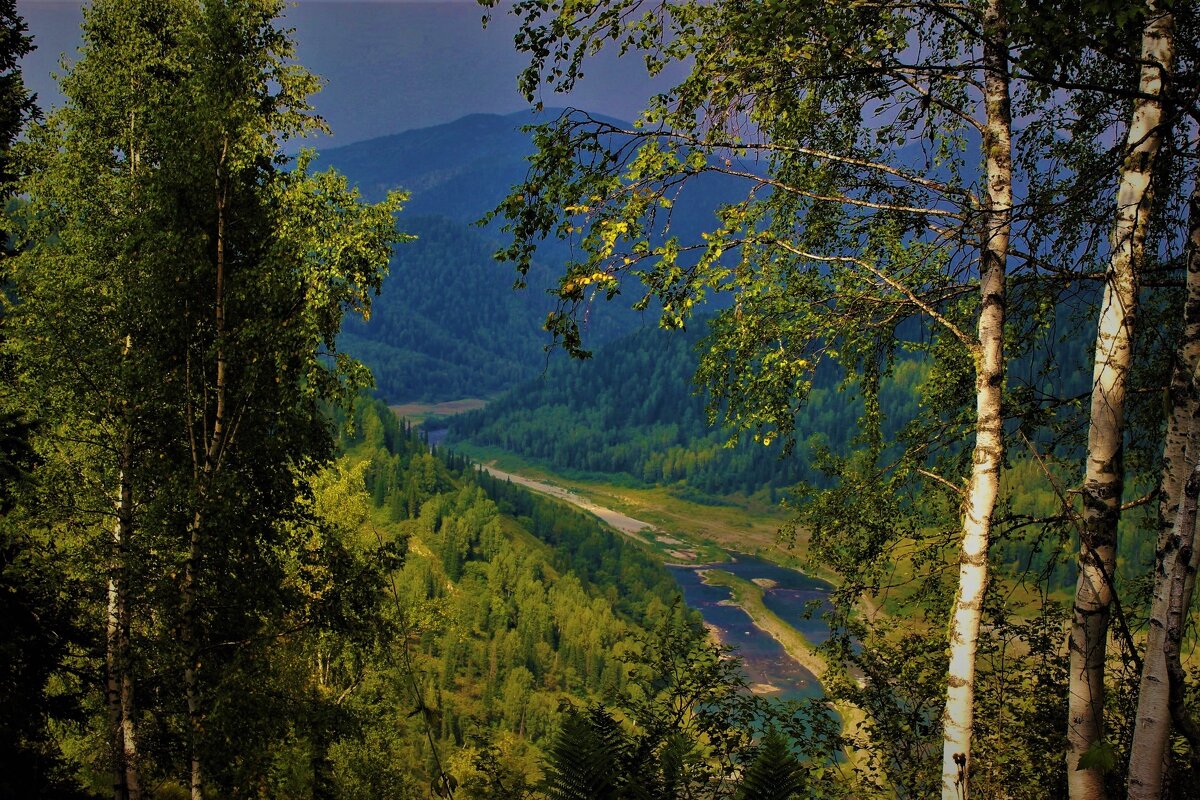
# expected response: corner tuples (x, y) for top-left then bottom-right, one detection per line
(1067, 4), (1175, 797)
(106, 444), (140, 800)
(1126, 175), (1200, 799)
(938, 3), (1011, 797)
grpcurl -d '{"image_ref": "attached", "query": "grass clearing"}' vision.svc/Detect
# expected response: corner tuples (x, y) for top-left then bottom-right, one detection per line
(451, 443), (813, 565)
(389, 398), (488, 423)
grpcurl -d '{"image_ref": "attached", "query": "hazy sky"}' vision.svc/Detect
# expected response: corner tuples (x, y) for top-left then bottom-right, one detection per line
(18, 1), (681, 146)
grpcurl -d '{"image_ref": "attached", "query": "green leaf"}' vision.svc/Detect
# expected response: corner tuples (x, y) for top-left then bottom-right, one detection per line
(1076, 739), (1117, 773)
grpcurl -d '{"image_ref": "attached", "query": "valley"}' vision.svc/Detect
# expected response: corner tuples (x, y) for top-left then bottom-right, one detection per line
(463, 447), (884, 774)
(459, 444), (810, 568)
(471, 456), (836, 701)
(9, 1), (1195, 793)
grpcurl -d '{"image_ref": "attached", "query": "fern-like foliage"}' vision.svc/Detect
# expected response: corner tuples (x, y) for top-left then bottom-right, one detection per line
(542, 706), (629, 800)
(736, 728), (806, 800)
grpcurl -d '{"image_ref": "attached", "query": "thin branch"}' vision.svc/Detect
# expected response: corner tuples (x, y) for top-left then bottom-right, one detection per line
(770, 238), (979, 350)
(708, 163), (965, 219)
(575, 114), (974, 200)
(917, 467), (967, 497)
(1120, 489), (1159, 512)
(892, 70), (986, 140)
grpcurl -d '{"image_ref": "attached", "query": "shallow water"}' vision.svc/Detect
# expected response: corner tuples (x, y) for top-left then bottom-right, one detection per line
(667, 553), (834, 701)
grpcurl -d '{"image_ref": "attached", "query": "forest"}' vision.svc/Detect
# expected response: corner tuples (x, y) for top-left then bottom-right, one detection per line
(449, 314), (1144, 592)
(1, 1), (1199, 800)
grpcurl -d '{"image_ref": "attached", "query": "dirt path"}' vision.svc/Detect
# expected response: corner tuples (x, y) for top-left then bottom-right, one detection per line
(481, 464), (657, 537)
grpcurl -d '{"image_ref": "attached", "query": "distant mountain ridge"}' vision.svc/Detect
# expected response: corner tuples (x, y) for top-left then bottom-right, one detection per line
(317, 110), (741, 403)
(316, 110), (545, 219)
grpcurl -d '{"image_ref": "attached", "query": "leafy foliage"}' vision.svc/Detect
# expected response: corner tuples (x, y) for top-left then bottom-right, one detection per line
(3, 0), (404, 794)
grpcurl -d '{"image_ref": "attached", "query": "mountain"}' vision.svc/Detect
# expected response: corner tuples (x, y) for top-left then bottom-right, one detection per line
(317, 111), (745, 403)
(315, 111), (544, 219)
(317, 112), (634, 401)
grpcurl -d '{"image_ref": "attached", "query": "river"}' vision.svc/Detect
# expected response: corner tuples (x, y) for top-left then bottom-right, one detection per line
(668, 555), (832, 701)
(476, 464), (834, 702)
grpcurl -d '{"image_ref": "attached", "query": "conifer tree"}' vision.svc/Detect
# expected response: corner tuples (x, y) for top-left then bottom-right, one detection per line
(541, 706), (628, 800)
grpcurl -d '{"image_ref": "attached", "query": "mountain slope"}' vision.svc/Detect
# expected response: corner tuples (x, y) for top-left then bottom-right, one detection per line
(315, 111), (542, 219)
(318, 112), (659, 401)
(448, 319), (927, 497)
(316, 111), (754, 402)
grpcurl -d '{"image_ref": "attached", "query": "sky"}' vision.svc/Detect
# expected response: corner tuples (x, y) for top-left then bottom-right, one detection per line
(18, 1), (682, 147)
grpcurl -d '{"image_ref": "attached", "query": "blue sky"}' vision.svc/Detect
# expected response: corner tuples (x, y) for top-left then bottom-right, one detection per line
(19, 1), (681, 146)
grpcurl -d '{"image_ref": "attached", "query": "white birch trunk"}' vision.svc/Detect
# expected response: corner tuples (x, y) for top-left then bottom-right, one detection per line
(105, 573), (124, 800)
(106, 440), (141, 800)
(1128, 462), (1200, 797)
(939, 2), (1010, 797)
(1067, 4), (1174, 797)
(1127, 174), (1199, 799)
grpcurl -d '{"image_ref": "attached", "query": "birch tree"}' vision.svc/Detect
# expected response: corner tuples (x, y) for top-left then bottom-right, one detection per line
(9, 0), (405, 795)
(482, 1), (1025, 795)
(1126, 172), (1200, 799)
(13, 3), (194, 793)
(1068, 4), (1177, 796)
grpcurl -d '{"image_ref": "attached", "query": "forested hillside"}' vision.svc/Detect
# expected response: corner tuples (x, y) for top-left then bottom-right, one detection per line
(338, 216), (555, 400)
(318, 127), (650, 401)
(317, 112), (746, 403)
(449, 319), (926, 496)
(317, 399), (723, 797)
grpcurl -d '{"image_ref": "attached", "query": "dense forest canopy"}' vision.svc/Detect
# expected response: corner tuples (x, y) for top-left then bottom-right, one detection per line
(1, 1), (1200, 799)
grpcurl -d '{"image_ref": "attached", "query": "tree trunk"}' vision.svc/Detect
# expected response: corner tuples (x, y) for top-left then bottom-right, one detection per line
(1067, 4), (1174, 798)
(105, 571), (126, 800)
(1126, 173), (1200, 799)
(106, 435), (141, 800)
(182, 508), (203, 800)
(939, 2), (1010, 798)
(183, 151), (229, 800)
